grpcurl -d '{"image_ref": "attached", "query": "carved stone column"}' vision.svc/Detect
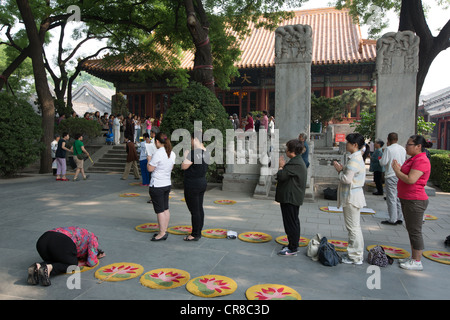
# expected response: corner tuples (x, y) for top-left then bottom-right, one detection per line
(375, 31), (420, 146)
(274, 24), (312, 145)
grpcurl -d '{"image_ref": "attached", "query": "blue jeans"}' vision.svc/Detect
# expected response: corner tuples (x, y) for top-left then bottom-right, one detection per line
(140, 159), (150, 185)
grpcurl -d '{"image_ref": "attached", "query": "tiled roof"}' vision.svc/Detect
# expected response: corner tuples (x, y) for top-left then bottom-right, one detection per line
(82, 7), (376, 74)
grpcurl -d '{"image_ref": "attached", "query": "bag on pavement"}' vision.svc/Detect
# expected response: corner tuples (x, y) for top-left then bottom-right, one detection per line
(306, 233), (323, 261)
(318, 237), (341, 266)
(367, 245), (393, 267)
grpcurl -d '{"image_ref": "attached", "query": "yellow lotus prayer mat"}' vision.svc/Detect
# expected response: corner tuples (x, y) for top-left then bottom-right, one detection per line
(366, 245), (410, 259)
(65, 261), (98, 274)
(167, 225), (192, 235)
(275, 236), (309, 247)
(119, 193), (140, 197)
(213, 200), (236, 205)
(238, 232), (272, 243)
(186, 275), (237, 298)
(319, 206), (375, 214)
(135, 223), (159, 233)
(202, 228), (228, 239)
(140, 268), (190, 289)
(246, 284), (301, 300)
(94, 262), (144, 282)
(424, 214), (438, 220)
(422, 250), (450, 265)
(328, 239), (348, 252)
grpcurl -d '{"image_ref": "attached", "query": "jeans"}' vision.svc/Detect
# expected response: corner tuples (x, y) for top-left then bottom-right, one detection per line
(140, 159), (150, 185)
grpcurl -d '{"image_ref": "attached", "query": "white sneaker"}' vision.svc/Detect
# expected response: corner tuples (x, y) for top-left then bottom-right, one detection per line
(341, 254), (363, 265)
(399, 259), (423, 271)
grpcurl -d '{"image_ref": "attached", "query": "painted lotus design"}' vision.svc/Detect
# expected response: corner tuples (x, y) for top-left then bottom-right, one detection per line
(431, 252), (450, 260)
(244, 233), (268, 241)
(99, 265), (139, 278)
(196, 277), (231, 294)
(254, 287), (297, 300)
(137, 223), (159, 231)
(147, 271), (186, 287)
(205, 229), (227, 236)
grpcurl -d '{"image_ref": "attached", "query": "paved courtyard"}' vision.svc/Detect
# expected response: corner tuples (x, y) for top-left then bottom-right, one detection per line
(0, 173), (449, 301)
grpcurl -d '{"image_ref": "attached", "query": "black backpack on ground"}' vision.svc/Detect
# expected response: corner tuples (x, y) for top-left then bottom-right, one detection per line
(318, 237), (341, 266)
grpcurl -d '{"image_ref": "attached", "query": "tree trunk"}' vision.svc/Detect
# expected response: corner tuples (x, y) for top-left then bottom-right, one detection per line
(16, 0), (55, 174)
(398, 0), (450, 107)
(0, 47), (30, 92)
(184, 0), (215, 93)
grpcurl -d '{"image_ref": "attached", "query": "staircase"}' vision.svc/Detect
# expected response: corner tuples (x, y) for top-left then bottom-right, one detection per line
(86, 145), (141, 173)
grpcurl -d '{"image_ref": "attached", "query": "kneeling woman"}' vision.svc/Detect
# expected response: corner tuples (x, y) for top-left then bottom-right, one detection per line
(29, 226), (105, 286)
(147, 132), (176, 241)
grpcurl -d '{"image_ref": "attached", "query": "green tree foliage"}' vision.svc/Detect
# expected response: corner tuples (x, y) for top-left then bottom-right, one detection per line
(161, 81), (232, 137)
(160, 81), (232, 183)
(0, 92), (44, 177)
(311, 95), (345, 125)
(339, 88), (376, 115)
(56, 117), (102, 145)
(350, 111), (376, 141)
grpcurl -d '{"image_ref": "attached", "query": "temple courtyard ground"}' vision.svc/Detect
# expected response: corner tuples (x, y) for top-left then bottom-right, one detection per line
(0, 173), (449, 302)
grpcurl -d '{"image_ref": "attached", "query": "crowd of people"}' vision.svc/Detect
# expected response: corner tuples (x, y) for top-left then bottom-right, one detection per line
(37, 110), (433, 285)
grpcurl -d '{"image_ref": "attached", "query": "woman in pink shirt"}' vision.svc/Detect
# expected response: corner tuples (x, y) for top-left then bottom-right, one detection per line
(392, 135), (432, 271)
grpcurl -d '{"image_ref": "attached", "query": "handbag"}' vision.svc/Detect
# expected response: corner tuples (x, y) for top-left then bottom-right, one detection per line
(306, 233), (323, 261)
(77, 153), (88, 160)
(318, 237), (341, 266)
(368, 245), (393, 267)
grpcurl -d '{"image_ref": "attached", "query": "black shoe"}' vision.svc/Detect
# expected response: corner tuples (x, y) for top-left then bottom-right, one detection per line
(38, 263), (51, 286)
(372, 192), (383, 195)
(381, 220), (397, 225)
(27, 263), (39, 285)
(396, 220), (403, 225)
(184, 235), (201, 241)
(151, 233), (168, 241)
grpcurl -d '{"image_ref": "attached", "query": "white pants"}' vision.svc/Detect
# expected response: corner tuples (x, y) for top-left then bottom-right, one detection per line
(385, 176), (404, 223)
(343, 204), (364, 263)
(114, 128), (120, 145)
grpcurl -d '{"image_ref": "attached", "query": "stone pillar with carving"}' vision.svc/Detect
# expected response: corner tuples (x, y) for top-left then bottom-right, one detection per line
(274, 24), (313, 145)
(375, 31), (420, 146)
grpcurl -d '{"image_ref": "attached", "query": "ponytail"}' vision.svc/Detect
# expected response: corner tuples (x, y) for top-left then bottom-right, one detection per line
(409, 134), (432, 152)
(155, 132), (172, 158)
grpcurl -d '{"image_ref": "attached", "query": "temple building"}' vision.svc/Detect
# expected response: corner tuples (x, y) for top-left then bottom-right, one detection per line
(419, 86), (450, 150)
(81, 7), (377, 125)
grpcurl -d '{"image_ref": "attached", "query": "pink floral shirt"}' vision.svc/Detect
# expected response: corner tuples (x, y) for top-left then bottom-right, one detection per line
(50, 226), (99, 266)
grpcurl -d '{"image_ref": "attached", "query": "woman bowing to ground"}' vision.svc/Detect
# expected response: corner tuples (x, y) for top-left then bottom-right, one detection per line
(147, 132), (176, 241)
(28, 226), (105, 286)
(181, 132), (210, 241)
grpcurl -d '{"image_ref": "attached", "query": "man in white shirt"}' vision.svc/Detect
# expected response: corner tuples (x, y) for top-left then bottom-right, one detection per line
(379, 132), (407, 225)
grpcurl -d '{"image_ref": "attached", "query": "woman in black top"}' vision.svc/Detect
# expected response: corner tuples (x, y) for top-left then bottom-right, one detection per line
(181, 133), (209, 241)
(55, 132), (72, 181)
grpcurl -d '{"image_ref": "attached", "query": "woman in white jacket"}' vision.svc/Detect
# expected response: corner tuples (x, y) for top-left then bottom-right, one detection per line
(333, 133), (366, 265)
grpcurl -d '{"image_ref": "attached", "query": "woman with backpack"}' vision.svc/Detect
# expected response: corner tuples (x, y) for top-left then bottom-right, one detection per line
(333, 133), (367, 265)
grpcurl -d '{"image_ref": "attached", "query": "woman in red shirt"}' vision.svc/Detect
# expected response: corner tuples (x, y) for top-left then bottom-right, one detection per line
(392, 135), (432, 271)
